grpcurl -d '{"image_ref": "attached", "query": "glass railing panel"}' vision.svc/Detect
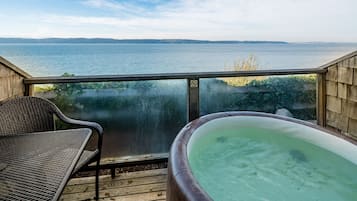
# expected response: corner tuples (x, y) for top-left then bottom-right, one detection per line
(33, 80), (187, 158)
(200, 74), (317, 121)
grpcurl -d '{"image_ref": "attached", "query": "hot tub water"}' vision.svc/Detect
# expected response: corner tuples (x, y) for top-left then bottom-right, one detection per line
(189, 126), (357, 201)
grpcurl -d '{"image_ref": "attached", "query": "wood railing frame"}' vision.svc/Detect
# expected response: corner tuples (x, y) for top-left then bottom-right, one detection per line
(317, 73), (327, 126)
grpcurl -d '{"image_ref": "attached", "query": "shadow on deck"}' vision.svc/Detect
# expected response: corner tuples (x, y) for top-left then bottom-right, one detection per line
(61, 168), (167, 201)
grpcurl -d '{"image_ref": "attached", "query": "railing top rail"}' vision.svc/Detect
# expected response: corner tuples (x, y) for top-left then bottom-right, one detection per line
(24, 68), (326, 84)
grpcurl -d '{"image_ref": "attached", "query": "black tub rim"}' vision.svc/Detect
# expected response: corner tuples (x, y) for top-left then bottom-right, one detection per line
(168, 111), (357, 201)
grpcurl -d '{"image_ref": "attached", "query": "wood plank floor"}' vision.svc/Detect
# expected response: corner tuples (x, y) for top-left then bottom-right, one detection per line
(60, 168), (167, 201)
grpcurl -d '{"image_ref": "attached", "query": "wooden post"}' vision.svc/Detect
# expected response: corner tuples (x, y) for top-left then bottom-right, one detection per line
(24, 84), (34, 96)
(187, 78), (200, 122)
(317, 73), (326, 126)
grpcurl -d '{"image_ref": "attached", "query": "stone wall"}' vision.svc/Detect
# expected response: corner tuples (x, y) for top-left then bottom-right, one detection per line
(323, 51), (357, 139)
(0, 57), (31, 101)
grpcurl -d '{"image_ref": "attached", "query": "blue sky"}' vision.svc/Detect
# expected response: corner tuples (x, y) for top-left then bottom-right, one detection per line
(0, 0), (356, 42)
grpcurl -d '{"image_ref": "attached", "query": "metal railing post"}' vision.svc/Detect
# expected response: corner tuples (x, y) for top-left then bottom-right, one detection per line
(187, 78), (200, 122)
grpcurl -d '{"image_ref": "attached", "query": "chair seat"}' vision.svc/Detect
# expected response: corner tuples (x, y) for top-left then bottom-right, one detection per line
(0, 97), (103, 200)
(73, 149), (99, 174)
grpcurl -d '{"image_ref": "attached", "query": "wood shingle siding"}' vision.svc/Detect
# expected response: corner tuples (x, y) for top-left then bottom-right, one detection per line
(323, 51), (357, 138)
(0, 57), (31, 101)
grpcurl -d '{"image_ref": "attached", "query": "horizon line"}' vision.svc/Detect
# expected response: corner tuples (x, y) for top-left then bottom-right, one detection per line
(0, 37), (356, 44)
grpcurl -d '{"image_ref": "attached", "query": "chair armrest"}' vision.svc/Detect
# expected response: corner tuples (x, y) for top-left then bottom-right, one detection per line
(53, 109), (104, 150)
(62, 117), (103, 137)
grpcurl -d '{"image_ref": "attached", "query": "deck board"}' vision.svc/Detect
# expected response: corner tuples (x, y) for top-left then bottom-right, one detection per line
(60, 168), (167, 201)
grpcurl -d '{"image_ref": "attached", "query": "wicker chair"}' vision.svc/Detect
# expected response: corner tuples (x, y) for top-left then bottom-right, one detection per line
(0, 96), (103, 200)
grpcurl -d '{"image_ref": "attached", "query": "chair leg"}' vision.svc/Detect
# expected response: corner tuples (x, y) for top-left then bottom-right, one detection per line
(111, 168), (116, 178)
(95, 156), (100, 200)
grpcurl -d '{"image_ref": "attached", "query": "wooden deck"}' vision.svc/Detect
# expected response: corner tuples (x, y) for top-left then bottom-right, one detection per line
(60, 168), (167, 201)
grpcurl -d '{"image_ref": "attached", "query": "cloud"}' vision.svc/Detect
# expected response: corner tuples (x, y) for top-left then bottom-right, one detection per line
(44, 15), (124, 26)
(2, 0), (357, 42)
(80, 0), (164, 17)
(82, 0), (124, 10)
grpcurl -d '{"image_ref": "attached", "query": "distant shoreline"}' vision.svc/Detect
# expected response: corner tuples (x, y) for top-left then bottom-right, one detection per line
(0, 38), (288, 44)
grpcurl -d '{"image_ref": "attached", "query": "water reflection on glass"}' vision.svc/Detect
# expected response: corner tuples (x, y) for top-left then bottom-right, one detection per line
(200, 75), (316, 121)
(34, 80), (187, 158)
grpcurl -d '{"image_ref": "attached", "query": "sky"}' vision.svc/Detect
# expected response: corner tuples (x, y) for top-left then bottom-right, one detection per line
(0, 0), (356, 42)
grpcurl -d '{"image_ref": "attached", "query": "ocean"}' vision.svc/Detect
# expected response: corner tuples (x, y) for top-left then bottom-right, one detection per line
(0, 43), (357, 76)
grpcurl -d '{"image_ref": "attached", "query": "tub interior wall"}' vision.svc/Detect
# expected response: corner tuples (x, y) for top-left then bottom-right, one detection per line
(187, 116), (357, 165)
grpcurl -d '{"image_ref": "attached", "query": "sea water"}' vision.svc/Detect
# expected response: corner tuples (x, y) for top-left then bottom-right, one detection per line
(189, 127), (357, 201)
(1, 43), (357, 76)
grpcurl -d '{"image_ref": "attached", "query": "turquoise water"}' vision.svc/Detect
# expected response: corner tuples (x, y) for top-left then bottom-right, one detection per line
(0, 43), (357, 76)
(189, 127), (357, 201)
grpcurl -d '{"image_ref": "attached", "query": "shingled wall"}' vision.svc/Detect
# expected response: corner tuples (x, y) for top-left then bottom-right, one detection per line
(0, 57), (31, 101)
(323, 51), (357, 139)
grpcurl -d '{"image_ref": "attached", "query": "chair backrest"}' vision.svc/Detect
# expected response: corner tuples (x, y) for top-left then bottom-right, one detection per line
(0, 96), (59, 136)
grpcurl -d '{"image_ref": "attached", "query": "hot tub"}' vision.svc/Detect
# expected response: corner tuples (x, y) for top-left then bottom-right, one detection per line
(167, 112), (357, 201)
